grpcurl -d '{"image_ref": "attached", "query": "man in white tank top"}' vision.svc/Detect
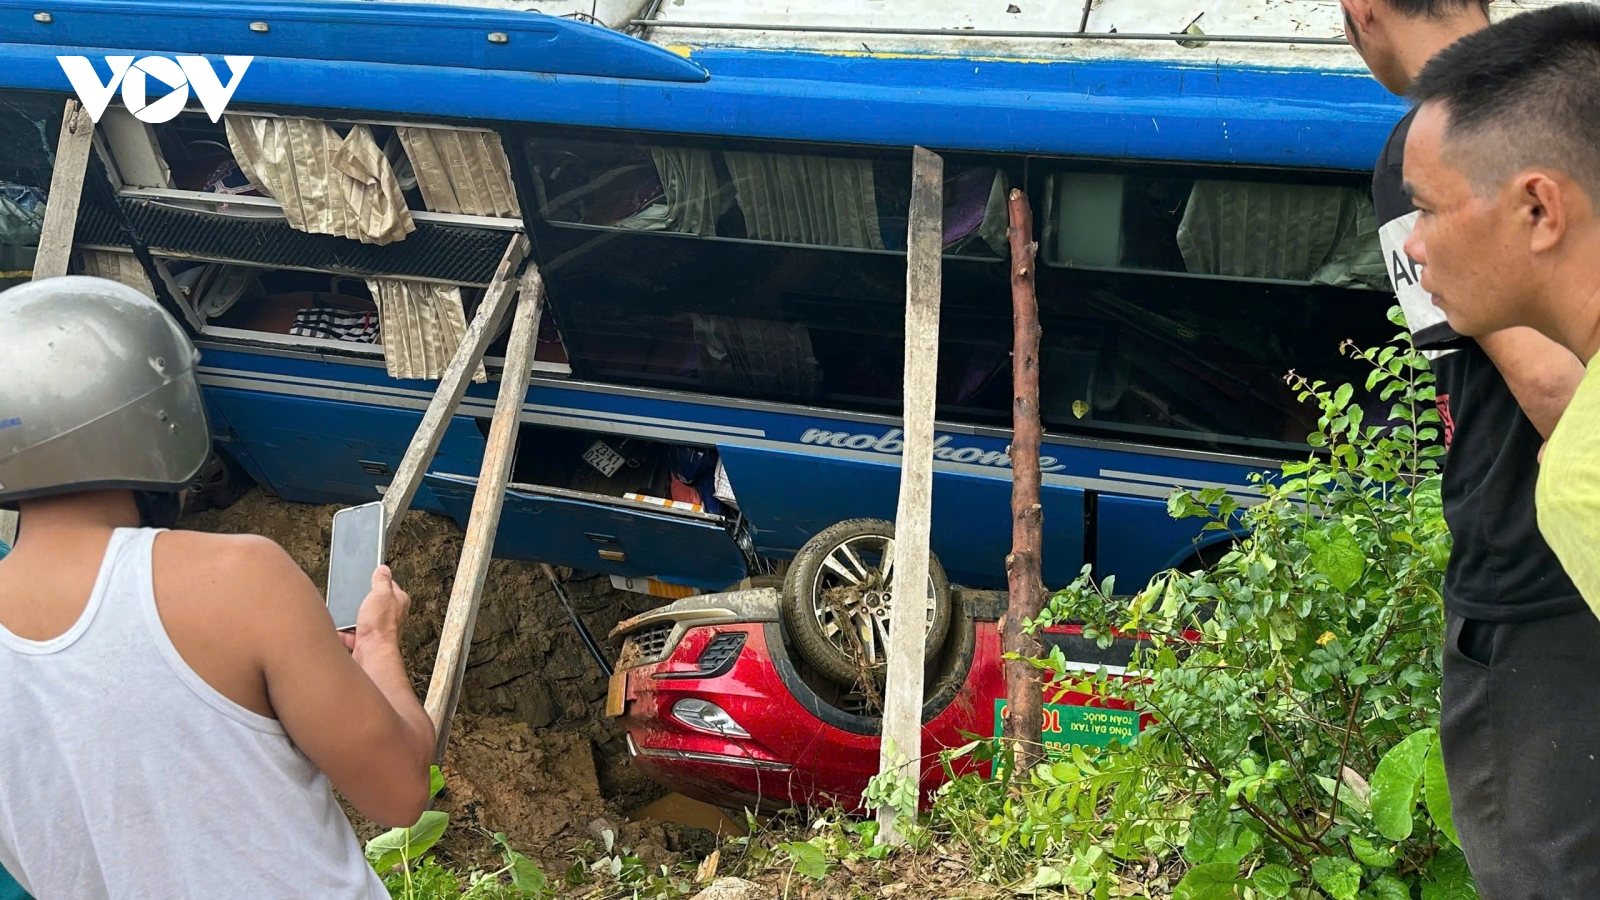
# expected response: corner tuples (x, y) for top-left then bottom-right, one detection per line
(0, 277), (437, 899)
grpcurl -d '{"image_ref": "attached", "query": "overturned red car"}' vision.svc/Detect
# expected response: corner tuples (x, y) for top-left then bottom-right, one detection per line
(607, 519), (1158, 813)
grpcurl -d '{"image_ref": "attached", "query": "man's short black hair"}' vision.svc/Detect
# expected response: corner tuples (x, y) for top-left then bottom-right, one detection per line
(1386, 0), (1491, 18)
(1410, 3), (1600, 197)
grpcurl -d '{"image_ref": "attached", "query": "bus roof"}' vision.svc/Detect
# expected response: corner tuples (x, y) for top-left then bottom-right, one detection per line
(9, 0), (1574, 169)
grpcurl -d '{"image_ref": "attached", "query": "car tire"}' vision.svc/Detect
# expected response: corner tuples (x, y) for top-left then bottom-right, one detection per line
(780, 518), (952, 688)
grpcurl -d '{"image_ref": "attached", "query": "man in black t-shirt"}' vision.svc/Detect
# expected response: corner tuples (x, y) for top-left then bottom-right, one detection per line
(1343, 0), (1599, 895)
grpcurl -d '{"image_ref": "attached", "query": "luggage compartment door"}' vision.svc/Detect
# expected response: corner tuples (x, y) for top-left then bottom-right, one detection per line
(423, 473), (749, 591)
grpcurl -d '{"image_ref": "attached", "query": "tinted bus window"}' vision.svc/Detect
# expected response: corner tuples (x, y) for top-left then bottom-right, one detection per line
(0, 93), (62, 288)
(1043, 169), (1386, 289)
(522, 132), (1392, 455)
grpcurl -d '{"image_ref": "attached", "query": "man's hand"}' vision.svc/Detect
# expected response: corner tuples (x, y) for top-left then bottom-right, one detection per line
(340, 565), (410, 654)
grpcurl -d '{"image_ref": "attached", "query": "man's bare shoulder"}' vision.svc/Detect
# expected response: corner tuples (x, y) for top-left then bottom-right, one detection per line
(155, 530), (322, 612)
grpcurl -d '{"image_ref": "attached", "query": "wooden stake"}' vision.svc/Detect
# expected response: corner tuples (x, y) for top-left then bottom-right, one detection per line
(1003, 188), (1045, 773)
(876, 146), (944, 845)
(422, 264), (545, 762)
(1004, 188), (1043, 771)
(32, 100), (95, 280)
(382, 234), (530, 541)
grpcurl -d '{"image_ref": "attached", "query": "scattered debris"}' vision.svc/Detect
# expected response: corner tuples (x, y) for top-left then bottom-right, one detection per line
(691, 877), (765, 900)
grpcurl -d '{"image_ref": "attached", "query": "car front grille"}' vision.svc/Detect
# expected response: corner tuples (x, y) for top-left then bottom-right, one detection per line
(622, 623), (676, 667)
(695, 632), (747, 677)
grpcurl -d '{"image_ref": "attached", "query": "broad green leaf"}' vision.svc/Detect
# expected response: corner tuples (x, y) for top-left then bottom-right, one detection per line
(1312, 856), (1363, 900)
(1185, 816), (1260, 865)
(853, 820), (880, 846)
(1349, 834), (1397, 868)
(1031, 866), (1065, 889)
(1420, 847), (1478, 900)
(509, 852), (547, 894)
(1184, 814), (1225, 864)
(1306, 523), (1366, 592)
(1252, 863), (1297, 899)
(364, 810), (449, 873)
(429, 765), (445, 800)
(1174, 862), (1240, 900)
(778, 841), (827, 880)
(1334, 383), (1354, 411)
(1371, 729), (1435, 840)
(1424, 736), (1460, 848)
(1366, 875), (1411, 900)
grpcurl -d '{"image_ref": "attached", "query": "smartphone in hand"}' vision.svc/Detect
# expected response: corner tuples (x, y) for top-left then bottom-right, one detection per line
(327, 502), (387, 632)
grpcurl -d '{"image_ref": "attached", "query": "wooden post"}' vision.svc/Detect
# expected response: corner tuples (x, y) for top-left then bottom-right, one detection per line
(382, 234), (530, 541)
(422, 264), (545, 762)
(32, 100), (96, 280)
(1002, 188), (1046, 773)
(876, 146), (944, 845)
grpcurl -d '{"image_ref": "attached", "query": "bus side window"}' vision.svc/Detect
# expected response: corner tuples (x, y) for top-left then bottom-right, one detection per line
(522, 131), (1393, 455)
(0, 92), (64, 291)
(1034, 164), (1394, 451)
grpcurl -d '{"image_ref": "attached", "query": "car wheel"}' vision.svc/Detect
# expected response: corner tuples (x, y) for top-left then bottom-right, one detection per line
(780, 518), (952, 688)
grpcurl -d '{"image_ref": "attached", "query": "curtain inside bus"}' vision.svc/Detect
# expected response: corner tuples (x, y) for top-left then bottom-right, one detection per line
(1176, 181), (1386, 288)
(75, 249), (155, 298)
(367, 278), (484, 382)
(722, 152), (885, 250)
(225, 117), (415, 245)
(395, 126), (521, 219)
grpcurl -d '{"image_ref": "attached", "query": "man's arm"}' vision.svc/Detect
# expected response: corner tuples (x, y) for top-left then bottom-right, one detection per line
(1477, 327), (1585, 440)
(242, 546), (435, 827)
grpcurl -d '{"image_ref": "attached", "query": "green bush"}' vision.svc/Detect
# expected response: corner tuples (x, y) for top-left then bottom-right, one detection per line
(932, 314), (1473, 899)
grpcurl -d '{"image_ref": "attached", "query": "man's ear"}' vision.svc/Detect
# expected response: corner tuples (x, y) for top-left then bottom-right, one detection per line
(1342, 0), (1377, 31)
(1520, 172), (1569, 255)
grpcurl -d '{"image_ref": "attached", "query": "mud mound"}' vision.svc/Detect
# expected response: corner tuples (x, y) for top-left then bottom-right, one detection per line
(430, 714), (612, 869)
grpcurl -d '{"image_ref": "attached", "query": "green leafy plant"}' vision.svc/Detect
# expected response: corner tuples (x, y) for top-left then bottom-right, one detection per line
(930, 315), (1473, 899)
(776, 841), (830, 880)
(368, 766), (548, 900)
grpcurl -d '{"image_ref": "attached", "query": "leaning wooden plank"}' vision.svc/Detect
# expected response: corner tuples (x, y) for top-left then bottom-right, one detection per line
(876, 145), (944, 846)
(32, 100), (96, 280)
(382, 234), (530, 541)
(1002, 188), (1046, 773)
(422, 263), (545, 762)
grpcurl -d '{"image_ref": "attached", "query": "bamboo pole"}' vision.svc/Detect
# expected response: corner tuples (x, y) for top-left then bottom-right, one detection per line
(382, 235), (530, 541)
(423, 265), (545, 762)
(1002, 188), (1045, 773)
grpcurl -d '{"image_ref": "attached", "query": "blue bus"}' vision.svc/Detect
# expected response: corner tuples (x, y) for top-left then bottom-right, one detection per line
(0, 0), (1410, 656)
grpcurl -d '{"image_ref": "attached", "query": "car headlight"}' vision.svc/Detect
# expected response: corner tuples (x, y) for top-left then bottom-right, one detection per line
(671, 698), (751, 738)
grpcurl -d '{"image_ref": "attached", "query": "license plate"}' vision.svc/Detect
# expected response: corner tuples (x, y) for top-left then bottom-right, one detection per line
(582, 440), (627, 478)
(605, 669), (629, 718)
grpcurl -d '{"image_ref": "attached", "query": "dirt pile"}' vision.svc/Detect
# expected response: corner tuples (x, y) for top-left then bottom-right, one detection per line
(182, 489), (669, 868)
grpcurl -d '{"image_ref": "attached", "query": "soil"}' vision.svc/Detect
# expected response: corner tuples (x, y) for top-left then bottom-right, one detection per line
(182, 488), (674, 872)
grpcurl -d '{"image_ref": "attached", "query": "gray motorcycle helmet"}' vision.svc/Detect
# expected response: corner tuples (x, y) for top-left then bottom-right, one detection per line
(0, 276), (209, 505)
